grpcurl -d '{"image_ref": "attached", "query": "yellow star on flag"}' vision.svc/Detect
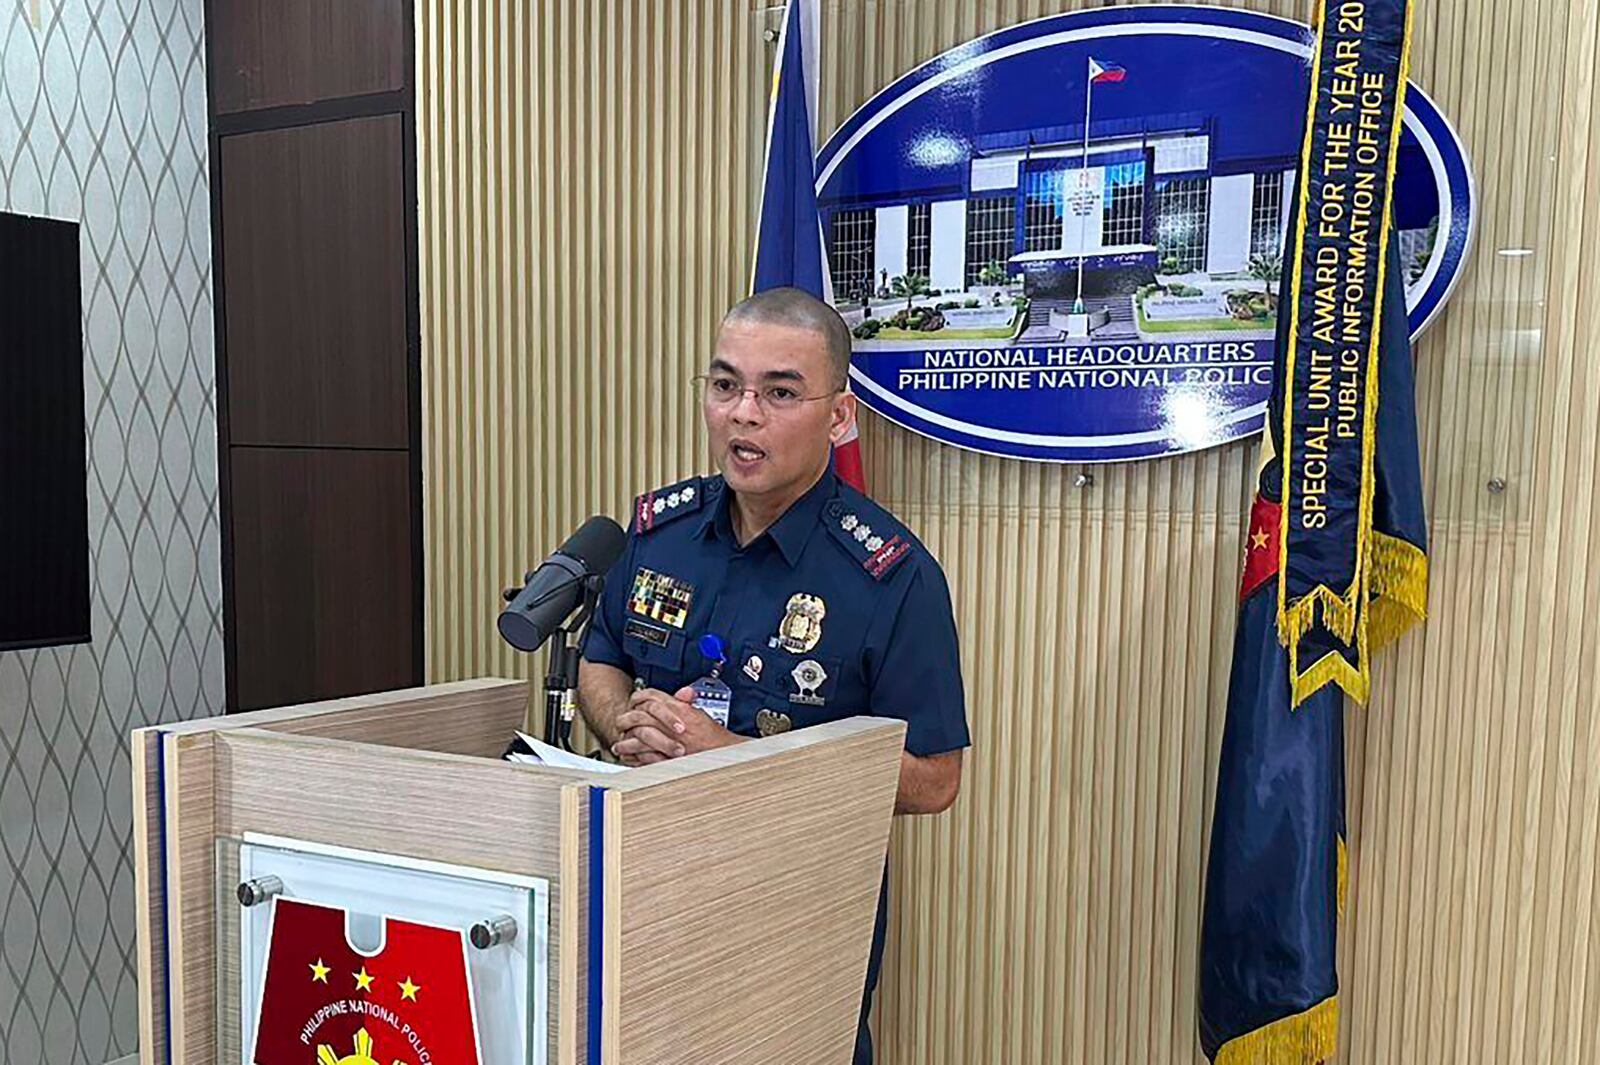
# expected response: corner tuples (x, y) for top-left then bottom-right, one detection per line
(1250, 529), (1271, 551)
(398, 976), (421, 1002)
(354, 966), (375, 992)
(309, 958), (330, 984)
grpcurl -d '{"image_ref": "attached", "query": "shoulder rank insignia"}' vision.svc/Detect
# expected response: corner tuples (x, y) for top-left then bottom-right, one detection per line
(633, 475), (717, 534)
(823, 498), (915, 580)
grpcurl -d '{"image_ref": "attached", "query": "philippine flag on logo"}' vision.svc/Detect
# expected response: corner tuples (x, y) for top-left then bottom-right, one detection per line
(1088, 57), (1126, 83)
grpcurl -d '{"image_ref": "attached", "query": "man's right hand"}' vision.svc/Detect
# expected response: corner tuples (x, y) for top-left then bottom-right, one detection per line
(609, 687), (692, 765)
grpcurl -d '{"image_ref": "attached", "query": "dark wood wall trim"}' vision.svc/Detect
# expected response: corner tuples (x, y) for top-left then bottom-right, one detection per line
(211, 90), (409, 138)
(207, 0), (423, 712)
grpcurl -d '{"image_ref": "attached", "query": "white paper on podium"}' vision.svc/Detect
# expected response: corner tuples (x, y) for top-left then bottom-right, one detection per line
(509, 730), (626, 774)
(237, 834), (549, 1065)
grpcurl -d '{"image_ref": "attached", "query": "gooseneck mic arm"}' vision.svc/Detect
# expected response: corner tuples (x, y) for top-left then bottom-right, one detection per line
(539, 574), (604, 751)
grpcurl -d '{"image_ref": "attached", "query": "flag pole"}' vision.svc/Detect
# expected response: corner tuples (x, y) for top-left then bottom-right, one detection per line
(1075, 62), (1093, 314)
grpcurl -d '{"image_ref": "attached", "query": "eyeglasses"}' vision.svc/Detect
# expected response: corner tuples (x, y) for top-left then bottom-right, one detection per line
(693, 373), (841, 413)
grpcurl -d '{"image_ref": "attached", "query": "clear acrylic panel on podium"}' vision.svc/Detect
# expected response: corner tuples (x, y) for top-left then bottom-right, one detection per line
(216, 834), (549, 1065)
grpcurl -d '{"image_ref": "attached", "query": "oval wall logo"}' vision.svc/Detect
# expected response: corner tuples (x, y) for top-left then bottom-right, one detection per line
(815, 6), (1475, 463)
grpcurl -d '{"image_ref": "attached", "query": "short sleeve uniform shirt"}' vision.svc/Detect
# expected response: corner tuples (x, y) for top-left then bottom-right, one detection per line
(582, 468), (968, 757)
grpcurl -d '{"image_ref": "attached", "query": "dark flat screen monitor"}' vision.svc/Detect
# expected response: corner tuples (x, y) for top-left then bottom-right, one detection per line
(0, 211), (90, 651)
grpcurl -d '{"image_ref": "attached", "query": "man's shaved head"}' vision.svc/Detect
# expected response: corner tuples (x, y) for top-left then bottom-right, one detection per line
(706, 286), (857, 506)
(720, 286), (852, 387)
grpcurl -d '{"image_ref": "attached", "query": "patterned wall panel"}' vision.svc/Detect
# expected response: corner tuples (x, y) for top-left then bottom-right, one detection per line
(0, 1), (218, 1063)
(418, 1), (1600, 1062)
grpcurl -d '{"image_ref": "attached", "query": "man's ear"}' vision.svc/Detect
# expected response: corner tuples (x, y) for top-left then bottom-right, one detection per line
(828, 390), (858, 446)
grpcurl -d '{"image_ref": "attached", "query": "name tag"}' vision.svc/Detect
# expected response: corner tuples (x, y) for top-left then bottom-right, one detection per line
(624, 618), (671, 648)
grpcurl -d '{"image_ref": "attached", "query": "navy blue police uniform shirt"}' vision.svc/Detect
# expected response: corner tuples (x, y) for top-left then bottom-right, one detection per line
(581, 467), (968, 1065)
(581, 467), (970, 757)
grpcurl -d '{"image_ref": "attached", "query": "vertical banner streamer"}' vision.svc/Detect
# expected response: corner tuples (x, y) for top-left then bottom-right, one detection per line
(1200, 1), (1429, 1062)
(1277, 0), (1414, 706)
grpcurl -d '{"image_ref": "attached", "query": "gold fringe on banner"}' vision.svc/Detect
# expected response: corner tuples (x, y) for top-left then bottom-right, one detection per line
(1279, 586), (1359, 648)
(1368, 530), (1429, 651)
(1214, 996), (1340, 1065)
(1337, 836), (1349, 917)
(1290, 646), (1368, 707)
(1215, 839), (1347, 1064)
(1286, 532), (1427, 706)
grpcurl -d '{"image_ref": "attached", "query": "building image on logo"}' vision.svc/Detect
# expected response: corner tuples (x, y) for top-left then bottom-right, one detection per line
(823, 110), (1301, 348)
(814, 11), (1472, 461)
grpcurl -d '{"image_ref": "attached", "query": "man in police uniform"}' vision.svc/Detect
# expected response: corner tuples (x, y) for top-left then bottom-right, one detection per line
(578, 286), (969, 1065)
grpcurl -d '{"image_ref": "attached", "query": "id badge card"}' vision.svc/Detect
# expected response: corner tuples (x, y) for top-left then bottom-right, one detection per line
(691, 633), (732, 727)
(691, 674), (731, 727)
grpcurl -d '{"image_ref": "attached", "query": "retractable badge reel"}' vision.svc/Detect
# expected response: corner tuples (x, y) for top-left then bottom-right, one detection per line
(691, 633), (732, 727)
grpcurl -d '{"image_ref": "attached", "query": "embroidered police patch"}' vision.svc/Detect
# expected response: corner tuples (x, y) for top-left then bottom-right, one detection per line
(865, 535), (913, 579)
(825, 504), (916, 580)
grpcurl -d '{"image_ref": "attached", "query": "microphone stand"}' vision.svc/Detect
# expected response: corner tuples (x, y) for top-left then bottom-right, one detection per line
(542, 575), (605, 752)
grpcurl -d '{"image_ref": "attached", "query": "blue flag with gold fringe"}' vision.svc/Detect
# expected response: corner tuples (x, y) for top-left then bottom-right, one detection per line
(1198, 0), (1428, 1061)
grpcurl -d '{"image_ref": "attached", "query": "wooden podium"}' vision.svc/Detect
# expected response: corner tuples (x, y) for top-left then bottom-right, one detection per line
(131, 678), (905, 1065)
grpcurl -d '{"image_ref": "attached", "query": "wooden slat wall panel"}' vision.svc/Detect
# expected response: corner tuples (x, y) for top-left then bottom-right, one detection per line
(417, 1), (1600, 1061)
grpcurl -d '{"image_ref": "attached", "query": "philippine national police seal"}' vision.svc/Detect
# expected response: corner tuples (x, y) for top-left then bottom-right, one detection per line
(790, 659), (828, 706)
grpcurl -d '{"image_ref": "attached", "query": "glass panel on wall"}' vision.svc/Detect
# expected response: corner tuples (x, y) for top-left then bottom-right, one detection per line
(1251, 170), (1286, 259)
(829, 208), (876, 301)
(1102, 161), (1146, 247)
(907, 201), (931, 280)
(1155, 176), (1210, 273)
(1023, 168), (1064, 253)
(965, 194), (1013, 287)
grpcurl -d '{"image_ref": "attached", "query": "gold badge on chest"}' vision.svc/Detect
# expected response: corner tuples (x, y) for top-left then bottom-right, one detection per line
(774, 592), (826, 654)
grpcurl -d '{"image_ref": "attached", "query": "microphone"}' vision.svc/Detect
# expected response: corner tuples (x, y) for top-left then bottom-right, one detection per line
(497, 516), (627, 652)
